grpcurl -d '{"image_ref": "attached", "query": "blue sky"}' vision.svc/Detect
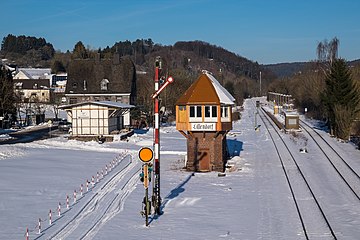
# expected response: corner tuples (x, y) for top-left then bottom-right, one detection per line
(1, 0), (359, 64)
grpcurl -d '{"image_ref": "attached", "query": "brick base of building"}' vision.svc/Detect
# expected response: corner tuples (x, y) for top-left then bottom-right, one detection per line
(186, 131), (227, 172)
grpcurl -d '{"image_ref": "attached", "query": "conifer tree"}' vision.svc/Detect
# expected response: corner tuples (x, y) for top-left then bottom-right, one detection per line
(73, 41), (88, 59)
(0, 66), (15, 127)
(322, 58), (360, 139)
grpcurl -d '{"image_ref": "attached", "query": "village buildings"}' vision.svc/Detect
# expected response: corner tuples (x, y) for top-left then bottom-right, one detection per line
(5, 52), (137, 136)
(60, 54), (137, 140)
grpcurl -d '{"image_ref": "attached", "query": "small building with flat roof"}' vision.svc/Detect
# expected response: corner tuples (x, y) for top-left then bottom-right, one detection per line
(58, 101), (134, 141)
(284, 111), (299, 130)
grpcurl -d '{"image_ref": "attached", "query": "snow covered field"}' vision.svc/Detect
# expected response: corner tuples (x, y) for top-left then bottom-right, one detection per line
(1, 98), (359, 239)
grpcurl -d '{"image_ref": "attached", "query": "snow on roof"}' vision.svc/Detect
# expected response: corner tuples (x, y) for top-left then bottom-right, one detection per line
(56, 80), (67, 86)
(95, 101), (135, 109)
(18, 68), (52, 79)
(205, 72), (235, 105)
(176, 71), (236, 106)
(284, 110), (299, 116)
(58, 101), (134, 110)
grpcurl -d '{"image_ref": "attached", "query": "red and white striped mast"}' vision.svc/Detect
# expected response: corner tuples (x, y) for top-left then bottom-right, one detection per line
(152, 57), (173, 215)
(153, 56), (161, 214)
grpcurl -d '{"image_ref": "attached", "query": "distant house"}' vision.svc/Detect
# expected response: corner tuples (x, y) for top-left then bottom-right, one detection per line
(52, 72), (67, 94)
(65, 54), (137, 105)
(64, 53), (137, 129)
(12, 79), (51, 125)
(14, 68), (52, 80)
(58, 101), (134, 141)
(13, 79), (51, 103)
(52, 72), (67, 85)
(13, 68), (67, 88)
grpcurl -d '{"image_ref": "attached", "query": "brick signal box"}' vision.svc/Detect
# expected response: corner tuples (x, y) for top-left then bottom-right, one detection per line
(175, 71), (235, 172)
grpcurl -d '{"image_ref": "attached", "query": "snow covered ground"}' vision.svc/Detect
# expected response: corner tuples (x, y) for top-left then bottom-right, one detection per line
(0, 98), (359, 239)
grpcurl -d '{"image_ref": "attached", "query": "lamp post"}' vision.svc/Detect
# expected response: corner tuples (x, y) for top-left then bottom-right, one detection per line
(259, 71), (262, 97)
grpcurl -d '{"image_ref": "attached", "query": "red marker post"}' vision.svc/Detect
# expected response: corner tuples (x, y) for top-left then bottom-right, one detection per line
(49, 209), (52, 225)
(38, 218), (41, 234)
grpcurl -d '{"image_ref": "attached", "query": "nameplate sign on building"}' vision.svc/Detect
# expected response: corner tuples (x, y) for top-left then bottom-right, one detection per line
(191, 123), (216, 131)
(77, 111), (89, 119)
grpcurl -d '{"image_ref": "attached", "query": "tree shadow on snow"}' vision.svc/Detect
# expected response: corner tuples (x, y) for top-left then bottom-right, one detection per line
(312, 121), (329, 132)
(150, 173), (194, 223)
(227, 139), (243, 157)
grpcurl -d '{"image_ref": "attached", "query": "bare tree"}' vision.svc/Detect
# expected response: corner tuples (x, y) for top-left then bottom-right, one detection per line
(317, 41), (326, 62)
(317, 37), (340, 65)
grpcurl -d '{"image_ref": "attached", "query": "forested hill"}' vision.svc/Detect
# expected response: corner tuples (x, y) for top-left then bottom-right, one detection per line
(100, 39), (273, 83)
(0, 35), (271, 82)
(173, 41), (262, 79)
(263, 59), (360, 78)
(1, 34), (55, 64)
(1, 35), (276, 105)
(263, 62), (311, 78)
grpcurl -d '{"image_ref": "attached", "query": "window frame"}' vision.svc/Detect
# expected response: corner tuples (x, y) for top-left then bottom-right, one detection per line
(221, 106), (231, 122)
(100, 79), (109, 91)
(204, 105), (217, 122)
(189, 105), (202, 122)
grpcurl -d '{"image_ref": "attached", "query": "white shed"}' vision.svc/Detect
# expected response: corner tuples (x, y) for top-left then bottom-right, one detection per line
(58, 101), (134, 137)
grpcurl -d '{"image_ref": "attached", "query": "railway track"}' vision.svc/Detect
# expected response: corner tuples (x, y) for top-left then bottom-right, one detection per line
(256, 104), (337, 239)
(299, 120), (360, 200)
(46, 153), (140, 240)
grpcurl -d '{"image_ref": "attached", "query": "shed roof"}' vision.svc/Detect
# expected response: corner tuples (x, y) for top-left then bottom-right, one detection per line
(58, 101), (134, 110)
(176, 72), (235, 105)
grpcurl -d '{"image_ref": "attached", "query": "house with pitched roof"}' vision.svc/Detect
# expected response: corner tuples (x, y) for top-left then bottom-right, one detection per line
(65, 54), (136, 106)
(13, 68), (67, 100)
(60, 54), (137, 139)
(175, 70), (235, 172)
(14, 79), (51, 103)
(14, 68), (52, 80)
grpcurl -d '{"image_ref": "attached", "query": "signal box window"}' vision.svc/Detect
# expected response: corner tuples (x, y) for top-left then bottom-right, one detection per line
(221, 106), (230, 122)
(204, 105), (217, 122)
(189, 106), (202, 122)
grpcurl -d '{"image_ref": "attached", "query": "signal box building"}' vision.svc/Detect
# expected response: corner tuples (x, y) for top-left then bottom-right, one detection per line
(175, 71), (235, 172)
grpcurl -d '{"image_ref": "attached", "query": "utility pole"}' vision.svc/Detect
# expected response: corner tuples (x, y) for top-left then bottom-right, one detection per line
(259, 71), (262, 97)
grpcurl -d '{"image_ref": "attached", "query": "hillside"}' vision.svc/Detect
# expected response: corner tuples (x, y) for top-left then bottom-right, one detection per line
(1, 35), (277, 108)
(1, 35), (272, 83)
(132, 41), (278, 109)
(264, 59), (360, 78)
(263, 62), (311, 78)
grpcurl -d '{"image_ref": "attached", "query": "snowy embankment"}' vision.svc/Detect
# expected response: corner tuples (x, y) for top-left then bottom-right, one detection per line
(1, 98), (359, 239)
